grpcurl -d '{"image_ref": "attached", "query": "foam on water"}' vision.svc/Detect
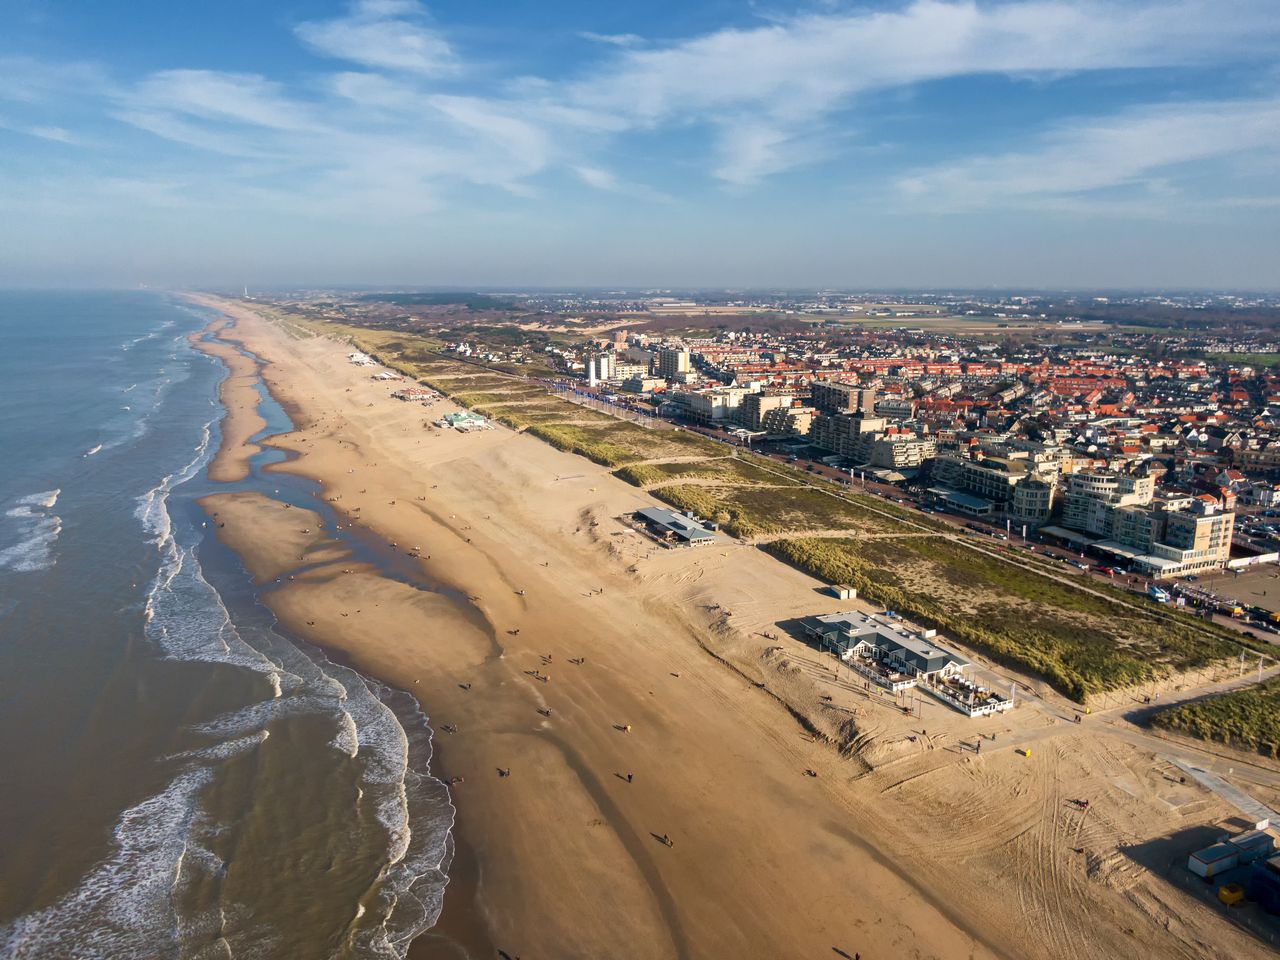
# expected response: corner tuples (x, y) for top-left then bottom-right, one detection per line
(0, 723), (281, 959)
(0, 489), (63, 573)
(135, 423), (295, 678)
(2, 298), (455, 959)
(333, 708), (360, 757)
(0, 768), (214, 958)
(119, 318), (176, 352)
(133, 416), (452, 956)
(351, 682), (456, 959)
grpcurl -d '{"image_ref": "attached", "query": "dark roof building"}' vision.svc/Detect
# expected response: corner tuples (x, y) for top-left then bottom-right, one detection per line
(801, 610), (968, 678)
(635, 507), (717, 546)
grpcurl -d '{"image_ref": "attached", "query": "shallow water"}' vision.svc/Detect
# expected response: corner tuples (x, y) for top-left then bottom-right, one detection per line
(0, 292), (452, 959)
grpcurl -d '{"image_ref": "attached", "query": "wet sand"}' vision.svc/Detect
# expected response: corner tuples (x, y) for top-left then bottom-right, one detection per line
(184, 296), (1276, 960)
(189, 323), (266, 482)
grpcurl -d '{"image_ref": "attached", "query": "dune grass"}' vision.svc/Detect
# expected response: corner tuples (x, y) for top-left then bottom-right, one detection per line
(766, 536), (1242, 703)
(1152, 678), (1280, 758)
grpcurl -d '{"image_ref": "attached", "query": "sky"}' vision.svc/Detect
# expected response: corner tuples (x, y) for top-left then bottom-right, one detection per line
(0, 0), (1278, 290)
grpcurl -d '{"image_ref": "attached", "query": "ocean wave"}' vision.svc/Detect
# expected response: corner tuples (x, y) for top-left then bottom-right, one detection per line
(117, 353), (453, 958)
(84, 444), (103, 458)
(0, 767), (214, 958)
(0, 725), (275, 959)
(119, 319), (177, 353)
(350, 682), (456, 959)
(136, 420), (287, 677)
(0, 489), (63, 574)
(95, 328), (201, 458)
(166, 730), (271, 764)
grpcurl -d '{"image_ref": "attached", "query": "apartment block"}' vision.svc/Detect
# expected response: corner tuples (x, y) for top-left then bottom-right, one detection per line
(811, 380), (877, 416)
(656, 347), (692, 381)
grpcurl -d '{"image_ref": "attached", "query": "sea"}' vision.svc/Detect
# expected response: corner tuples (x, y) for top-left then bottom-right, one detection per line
(0, 291), (454, 959)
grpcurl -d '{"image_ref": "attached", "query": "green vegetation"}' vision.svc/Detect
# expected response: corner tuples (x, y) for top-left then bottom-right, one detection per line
(614, 457), (803, 489)
(448, 389), (545, 407)
(652, 484), (883, 538)
(477, 404), (615, 428)
(766, 536), (1242, 703)
(1204, 352), (1280, 368)
(1152, 678), (1280, 758)
(358, 292), (516, 310)
(524, 423), (645, 467)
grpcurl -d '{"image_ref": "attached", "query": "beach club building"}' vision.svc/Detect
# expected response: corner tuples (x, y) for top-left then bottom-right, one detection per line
(441, 411), (488, 431)
(634, 507), (717, 547)
(804, 611), (968, 684)
(801, 611), (1012, 716)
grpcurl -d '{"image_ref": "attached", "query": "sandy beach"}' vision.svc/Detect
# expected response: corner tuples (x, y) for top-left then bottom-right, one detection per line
(185, 294), (1278, 960)
(188, 320), (266, 482)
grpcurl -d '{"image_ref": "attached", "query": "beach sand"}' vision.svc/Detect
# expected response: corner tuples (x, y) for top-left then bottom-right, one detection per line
(189, 323), (266, 482)
(186, 294), (1277, 960)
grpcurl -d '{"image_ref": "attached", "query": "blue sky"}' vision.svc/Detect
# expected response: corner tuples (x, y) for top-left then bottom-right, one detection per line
(1, 0), (1278, 289)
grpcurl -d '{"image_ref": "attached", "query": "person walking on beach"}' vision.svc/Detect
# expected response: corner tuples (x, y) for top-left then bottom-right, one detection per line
(626, 773), (633, 783)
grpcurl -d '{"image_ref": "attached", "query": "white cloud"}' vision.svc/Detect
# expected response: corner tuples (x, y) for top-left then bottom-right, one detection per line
(578, 32), (644, 48)
(0, 117), (79, 144)
(573, 165), (619, 191)
(0, 56), (107, 103)
(7, 0), (1280, 228)
(295, 0), (457, 76)
(130, 70), (321, 132)
(896, 96), (1280, 210)
(567, 0), (1280, 183)
(712, 122), (797, 187)
(27, 125), (76, 143)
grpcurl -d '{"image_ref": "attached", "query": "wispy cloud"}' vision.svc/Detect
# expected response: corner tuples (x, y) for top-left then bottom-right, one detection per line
(573, 165), (618, 190)
(578, 32), (645, 48)
(27, 124), (77, 143)
(566, 0), (1280, 183)
(0, 117), (79, 144)
(896, 96), (1280, 211)
(4, 0), (1280, 225)
(0, 56), (107, 103)
(130, 70), (322, 133)
(295, 0), (457, 76)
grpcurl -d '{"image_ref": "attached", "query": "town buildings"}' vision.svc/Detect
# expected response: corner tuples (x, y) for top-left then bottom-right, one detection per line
(532, 301), (1280, 581)
(1058, 470), (1234, 578)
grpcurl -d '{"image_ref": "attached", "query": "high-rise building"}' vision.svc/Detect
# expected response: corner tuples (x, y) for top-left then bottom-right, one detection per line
(811, 380), (876, 416)
(1061, 471), (1154, 535)
(738, 393), (794, 430)
(1060, 471), (1233, 578)
(810, 414), (887, 460)
(656, 347), (691, 381)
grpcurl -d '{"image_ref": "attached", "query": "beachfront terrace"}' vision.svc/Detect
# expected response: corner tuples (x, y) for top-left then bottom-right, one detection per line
(924, 675), (1014, 718)
(800, 610), (1015, 716)
(801, 610), (969, 684)
(843, 652), (917, 693)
